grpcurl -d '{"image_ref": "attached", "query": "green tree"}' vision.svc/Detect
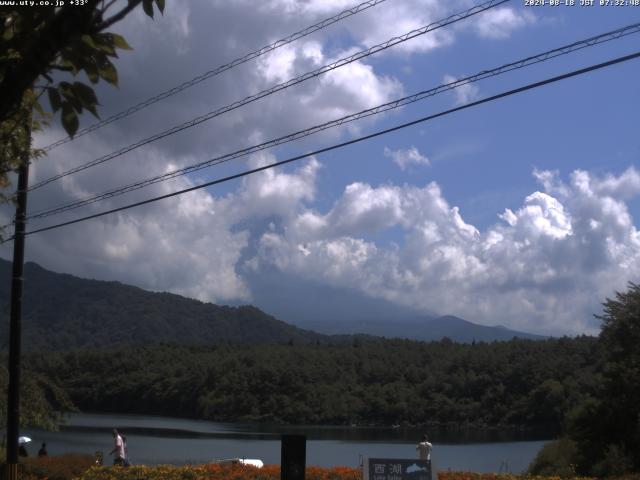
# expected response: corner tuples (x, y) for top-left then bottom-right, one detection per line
(595, 282), (640, 471)
(569, 282), (640, 475)
(0, 0), (165, 200)
(0, 363), (75, 432)
(527, 438), (578, 478)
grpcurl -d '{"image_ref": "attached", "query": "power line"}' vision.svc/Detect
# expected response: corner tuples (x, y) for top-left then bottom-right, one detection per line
(27, 0), (507, 193)
(7, 49), (639, 242)
(24, 21), (640, 222)
(41, 0), (391, 152)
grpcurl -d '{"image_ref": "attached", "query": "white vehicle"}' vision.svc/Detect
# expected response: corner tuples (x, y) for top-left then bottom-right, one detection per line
(212, 458), (264, 468)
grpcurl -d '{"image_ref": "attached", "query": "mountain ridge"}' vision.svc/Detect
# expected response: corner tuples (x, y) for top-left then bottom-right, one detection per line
(0, 258), (545, 349)
(0, 259), (327, 351)
(296, 313), (546, 342)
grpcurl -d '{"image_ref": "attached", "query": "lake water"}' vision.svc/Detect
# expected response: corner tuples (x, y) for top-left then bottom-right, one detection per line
(23, 413), (549, 473)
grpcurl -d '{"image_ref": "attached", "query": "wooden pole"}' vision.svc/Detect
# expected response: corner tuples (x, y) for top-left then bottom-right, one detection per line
(5, 122), (30, 480)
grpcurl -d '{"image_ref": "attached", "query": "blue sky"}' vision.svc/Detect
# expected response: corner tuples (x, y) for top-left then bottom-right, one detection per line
(2, 0), (640, 336)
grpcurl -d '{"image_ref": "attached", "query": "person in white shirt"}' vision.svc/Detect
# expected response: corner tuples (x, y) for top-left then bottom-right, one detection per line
(416, 434), (432, 461)
(110, 429), (125, 466)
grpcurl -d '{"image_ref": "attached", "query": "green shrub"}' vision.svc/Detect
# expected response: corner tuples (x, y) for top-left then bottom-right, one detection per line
(591, 444), (635, 478)
(528, 438), (578, 478)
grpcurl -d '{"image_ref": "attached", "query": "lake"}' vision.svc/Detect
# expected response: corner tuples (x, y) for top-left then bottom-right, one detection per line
(23, 413), (549, 473)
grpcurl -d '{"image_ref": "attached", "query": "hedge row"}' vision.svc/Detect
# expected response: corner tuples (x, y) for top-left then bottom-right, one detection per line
(13, 455), (637, 480)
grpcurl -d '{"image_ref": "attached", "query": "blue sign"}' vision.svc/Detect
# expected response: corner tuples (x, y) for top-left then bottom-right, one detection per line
(364, 458), (432, 480)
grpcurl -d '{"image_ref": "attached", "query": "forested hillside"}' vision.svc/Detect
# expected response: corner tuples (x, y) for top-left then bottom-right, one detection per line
(26, 336), (599, 430)
(0, 260), (325, 350)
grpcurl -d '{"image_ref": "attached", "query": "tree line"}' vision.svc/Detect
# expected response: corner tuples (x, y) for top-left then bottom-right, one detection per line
(24, 336), (600, 431)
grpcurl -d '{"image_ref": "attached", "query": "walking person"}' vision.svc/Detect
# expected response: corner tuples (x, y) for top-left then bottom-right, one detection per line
(122, 433), (131, 466)
(38, 442), (48, 457)
(416, 434), (432, 461)
(18, 444), (28, 457)
(110, 429), (126, 466)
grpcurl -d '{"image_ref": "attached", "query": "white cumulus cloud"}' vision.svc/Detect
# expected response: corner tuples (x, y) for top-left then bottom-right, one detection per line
(473, 7), (535, 39)
(249, 166), (640, 335)
(384, 146), (431, 170)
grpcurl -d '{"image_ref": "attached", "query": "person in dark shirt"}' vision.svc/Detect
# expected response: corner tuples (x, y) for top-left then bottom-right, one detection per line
(38, 442), (48, 457)
(18, 444), (28, 457)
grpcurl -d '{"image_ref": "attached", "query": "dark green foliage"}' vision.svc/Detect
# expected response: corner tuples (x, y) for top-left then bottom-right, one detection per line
(527, 438), (578, 478)
(0, 1), (164, 133)
(0, 362), (75, 431)
(0, 1), (162, 211)
(591, 444), (636, 478)
(568, 282), (640, 476)
(28, 336), (600, 429)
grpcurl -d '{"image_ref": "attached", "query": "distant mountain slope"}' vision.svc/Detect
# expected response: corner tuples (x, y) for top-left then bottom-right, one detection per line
(0, 259), (325, 351)
(245, 267), (545, 342)
(0, 259), (545, 350)
(297, 315), (546, 342)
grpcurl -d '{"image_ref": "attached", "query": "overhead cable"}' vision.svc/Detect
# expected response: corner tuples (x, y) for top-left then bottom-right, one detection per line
(27, 0), (508, 193)
(24, 21), (640, 222)
(7, 49), (639, 241)
(41, 0), (391, 152)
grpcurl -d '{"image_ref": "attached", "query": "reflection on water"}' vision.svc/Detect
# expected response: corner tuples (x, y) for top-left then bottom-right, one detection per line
(239, 423), (552, 444)
(23, 413), (549, 473)
(59, 412), (552, 443)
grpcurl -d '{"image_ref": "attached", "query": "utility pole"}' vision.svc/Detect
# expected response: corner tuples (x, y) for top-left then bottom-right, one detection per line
(5, 121), (31, 480)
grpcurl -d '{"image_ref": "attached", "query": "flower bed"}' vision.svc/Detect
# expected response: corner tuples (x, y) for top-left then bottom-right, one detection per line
(77, 463), (360, 480)
(438, 473), (595, 480)
(8, 459), (617, 480)
(17, 453), (95, 480)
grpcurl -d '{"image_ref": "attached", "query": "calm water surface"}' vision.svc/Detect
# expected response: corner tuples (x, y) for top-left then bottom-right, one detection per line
(23, 413), (549, 473)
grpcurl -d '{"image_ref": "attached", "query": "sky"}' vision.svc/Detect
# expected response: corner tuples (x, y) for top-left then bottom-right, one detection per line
(2, 0), (640, 336)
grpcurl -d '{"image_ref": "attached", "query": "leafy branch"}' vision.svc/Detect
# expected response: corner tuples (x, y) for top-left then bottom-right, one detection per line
(0, 0), (165, 184)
